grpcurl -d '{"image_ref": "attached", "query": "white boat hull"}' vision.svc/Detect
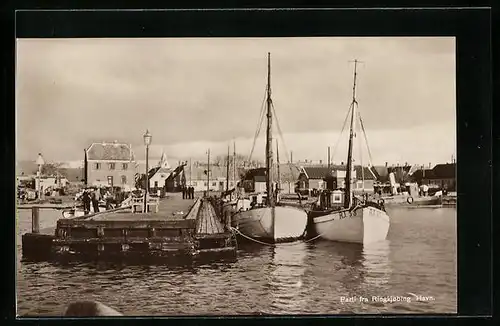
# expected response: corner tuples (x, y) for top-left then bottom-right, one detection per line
(62, 205), (108, 218)
(231, 205), (308, 242)
(312, 206), (389, 244)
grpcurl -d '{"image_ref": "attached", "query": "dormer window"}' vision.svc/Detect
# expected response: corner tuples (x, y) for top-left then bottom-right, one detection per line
(109, 163), (115, 170)
(122, 163), (128, 170)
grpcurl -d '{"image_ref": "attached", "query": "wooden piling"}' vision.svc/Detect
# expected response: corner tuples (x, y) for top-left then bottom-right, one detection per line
(31, 207), (40, 234)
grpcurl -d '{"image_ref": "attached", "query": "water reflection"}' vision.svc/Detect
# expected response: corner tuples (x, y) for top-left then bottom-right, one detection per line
(267, 242), (309, 314)
(361, 240), (391, 289)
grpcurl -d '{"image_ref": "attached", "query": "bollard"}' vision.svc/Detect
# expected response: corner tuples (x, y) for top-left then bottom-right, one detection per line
(32, 207), (40, 234)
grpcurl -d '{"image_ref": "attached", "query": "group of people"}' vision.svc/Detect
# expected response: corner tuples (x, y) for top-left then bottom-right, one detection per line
(182, 186), (195, 199)
(80, 187), (117, 214)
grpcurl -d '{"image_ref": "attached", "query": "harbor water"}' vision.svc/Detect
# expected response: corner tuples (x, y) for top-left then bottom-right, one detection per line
(16, 206), (456, 316)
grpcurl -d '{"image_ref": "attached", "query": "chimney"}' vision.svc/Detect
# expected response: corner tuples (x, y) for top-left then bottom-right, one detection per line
(319, 160), (322, 165)
(429, 162), (431, 168)
(385, 162), (388, 167)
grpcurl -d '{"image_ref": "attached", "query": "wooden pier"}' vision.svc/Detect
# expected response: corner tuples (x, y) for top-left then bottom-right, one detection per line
(21, 193), (237, 263)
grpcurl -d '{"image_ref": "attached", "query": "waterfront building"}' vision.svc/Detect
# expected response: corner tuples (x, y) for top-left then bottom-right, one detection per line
(84, 141), (136, 189)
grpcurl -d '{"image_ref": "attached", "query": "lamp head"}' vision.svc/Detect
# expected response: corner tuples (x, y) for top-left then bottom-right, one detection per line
(143, 130), (152, 146)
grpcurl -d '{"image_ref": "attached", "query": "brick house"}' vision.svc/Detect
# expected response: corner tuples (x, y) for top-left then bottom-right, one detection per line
(84, 141), (136, 189)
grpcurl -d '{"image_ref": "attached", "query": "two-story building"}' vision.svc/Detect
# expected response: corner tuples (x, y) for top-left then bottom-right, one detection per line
(84, 141), (136, 189)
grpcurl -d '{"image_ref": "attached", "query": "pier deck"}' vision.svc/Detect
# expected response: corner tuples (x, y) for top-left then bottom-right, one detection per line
(22, 192), (236, 262)
(81, 194), (197, 221)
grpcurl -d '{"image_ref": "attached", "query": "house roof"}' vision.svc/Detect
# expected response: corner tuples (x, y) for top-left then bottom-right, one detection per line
(432, 163), (456, 179)
(411, 169), (435, 180)
(254, 175), (266, 182)
(302, 166), (332, 179)
(148, 166), (173, 180)
(86, 142), (134, 161)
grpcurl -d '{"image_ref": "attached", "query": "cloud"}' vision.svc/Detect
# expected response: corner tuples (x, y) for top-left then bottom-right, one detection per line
(16, 37), (455, 164)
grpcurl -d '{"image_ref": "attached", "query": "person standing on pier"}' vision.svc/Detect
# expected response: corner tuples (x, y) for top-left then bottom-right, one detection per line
(94, 188), (101, 212)
(82, 190), (91, 215)
(91, 189), (99, 213)
(182, 186), (186, 199)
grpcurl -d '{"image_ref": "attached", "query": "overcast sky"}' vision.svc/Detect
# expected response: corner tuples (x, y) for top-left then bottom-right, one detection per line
(16, 37), (456, 166)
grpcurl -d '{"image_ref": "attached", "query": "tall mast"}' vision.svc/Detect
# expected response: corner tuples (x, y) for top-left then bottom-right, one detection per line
(207, 149), (210, 193)
(226, 145), (230, 194)
(345, 59), (359, 209)
(328, 146), (331, 170)
(266, 52), (274, 207)
(233, 140), (236, 189)
(276, 139), (281, 197)
(83, 148), (88, 187)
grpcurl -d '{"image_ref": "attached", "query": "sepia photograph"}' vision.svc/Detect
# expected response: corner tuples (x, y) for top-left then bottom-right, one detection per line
(16, 36), (457, 316)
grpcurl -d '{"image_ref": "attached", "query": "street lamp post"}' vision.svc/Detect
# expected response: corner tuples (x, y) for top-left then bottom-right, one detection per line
(143, 130), (152, 213)
(36, 153), (45, 199)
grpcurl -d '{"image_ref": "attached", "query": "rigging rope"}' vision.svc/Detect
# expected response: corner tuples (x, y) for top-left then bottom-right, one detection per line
(270, 101), (299, 181)
(358, 111), (375, 168)
(329, 103), (354, 164)
(356, 103), (365, 190)
(248, 86), (269, 163)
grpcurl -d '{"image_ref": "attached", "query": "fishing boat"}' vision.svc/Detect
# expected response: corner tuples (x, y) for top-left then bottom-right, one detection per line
(230, 53), (308, 243)
(307, 60), (390, 245)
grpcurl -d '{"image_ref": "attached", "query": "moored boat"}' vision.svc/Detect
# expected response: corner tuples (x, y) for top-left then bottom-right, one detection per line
(307, 60), (390, 245)
(230, 53), (308, 243)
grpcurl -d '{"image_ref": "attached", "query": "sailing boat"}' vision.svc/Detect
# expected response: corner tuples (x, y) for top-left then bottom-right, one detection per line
(308, 60), (390, 245)
(230, 53), (308, 243)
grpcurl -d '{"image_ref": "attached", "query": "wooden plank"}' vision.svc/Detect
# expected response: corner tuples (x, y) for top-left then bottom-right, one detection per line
(57, 219), (196, 229)
(196, 200), (225, 235)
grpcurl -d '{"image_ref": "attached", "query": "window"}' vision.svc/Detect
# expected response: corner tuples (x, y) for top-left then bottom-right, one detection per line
(193, 182), (197, 186)
(212, 182), (217, 186)
(334, 195), (341, 202)
(219, 181), (224, 186)
(154, 181), (158, 188)
(121, 175), (127, 185)
(160, 174), (166, 178)
(109, 163), (115, 170)
(122, 163), (128, 170)
(204, 182), (207, 186)
(107, 176), (113, 186)
(229, 182), (233, 186)
(94, 163), (101, 170)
